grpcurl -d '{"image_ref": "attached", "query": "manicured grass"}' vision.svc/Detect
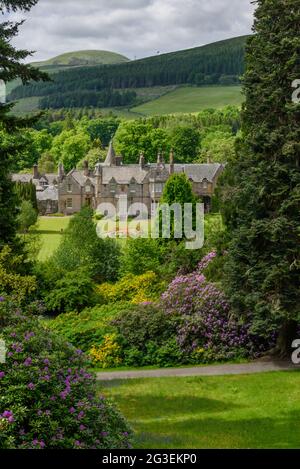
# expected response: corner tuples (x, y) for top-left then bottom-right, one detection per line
(33, 216), (71, 261)
(101, 371), (300, 449)
(132, 85), (243, 116)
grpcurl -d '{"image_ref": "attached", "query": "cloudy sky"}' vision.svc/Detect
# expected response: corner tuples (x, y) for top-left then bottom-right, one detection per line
(7, 0), (255, 62)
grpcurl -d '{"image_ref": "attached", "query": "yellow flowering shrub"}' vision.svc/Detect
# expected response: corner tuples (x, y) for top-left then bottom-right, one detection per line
(89, 334), (122, 368)
(97, 271), (164, 305)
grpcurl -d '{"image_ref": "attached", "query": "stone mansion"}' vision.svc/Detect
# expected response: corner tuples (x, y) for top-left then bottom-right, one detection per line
(12, 142), (224, 216)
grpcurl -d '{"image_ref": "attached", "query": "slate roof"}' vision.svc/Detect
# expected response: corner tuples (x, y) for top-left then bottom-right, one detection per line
(101, 166), (149, 185)
(12, 173), (58, 185)
(175, 163), (223, 183)
(69, 170), (96, 187)
(12, 174), (33, 183)
(36, 185), (58, 201)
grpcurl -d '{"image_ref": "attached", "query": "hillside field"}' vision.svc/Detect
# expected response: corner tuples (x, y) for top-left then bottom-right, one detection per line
(132, 85), (243, 116)
(11, 85), (243, 117)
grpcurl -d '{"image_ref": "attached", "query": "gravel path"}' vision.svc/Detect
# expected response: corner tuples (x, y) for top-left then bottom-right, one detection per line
(96, 360), (298, 381)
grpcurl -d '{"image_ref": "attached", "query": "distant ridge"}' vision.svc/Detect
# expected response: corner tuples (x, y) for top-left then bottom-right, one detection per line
(31, 50), (129, 70)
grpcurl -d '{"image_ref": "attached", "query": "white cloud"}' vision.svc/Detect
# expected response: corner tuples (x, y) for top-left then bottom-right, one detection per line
(6, 0), (255, 62)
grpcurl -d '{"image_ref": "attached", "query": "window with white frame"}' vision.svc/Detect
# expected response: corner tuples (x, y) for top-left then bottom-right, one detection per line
(67, 198), (73, 209)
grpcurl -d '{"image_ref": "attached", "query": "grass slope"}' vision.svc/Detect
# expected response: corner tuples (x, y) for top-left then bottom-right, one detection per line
(101, 371), (300, 449)
(33, 217), (71, 261)
(32, 50), (129, 69)
(132, 85), (243, 116)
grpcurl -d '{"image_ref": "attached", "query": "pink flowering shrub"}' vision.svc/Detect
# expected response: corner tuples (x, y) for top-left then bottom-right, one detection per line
(0, 300), (132, 449)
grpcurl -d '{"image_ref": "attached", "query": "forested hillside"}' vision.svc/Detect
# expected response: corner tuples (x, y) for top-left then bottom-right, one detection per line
(9, 36), (248, 110)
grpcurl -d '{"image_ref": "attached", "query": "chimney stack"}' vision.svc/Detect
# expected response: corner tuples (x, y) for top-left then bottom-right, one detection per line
(58, 162), (65, 180)
(33, 164), (39, 179)
(139, 151), (145, 168)
(157, 151), (165, 168)
(169, 148), (175, 175)
(83, 160), (89, 177)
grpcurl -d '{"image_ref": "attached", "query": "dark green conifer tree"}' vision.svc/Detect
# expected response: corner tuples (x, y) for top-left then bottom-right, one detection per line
(0, 0), (47, 246)
(221, 0), (300, 355)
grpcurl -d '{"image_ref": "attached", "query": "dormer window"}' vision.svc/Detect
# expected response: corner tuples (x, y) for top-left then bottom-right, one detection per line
(203, 180), (208, 189)
(85, 185), (91, 193)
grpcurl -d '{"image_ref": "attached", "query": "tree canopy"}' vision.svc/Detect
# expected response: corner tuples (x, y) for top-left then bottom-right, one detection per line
(220, 0), (300, 354)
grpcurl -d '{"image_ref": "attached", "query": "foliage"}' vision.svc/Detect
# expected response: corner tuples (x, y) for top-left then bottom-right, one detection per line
(17, 200), (38, 233)
(97, 271), (164, 305)
(78, 117), (120, 147)
(169, 126), (200, 163)
(50, 129), (91, 172)
(44, 268), (96, 314)
(0, 246), (36, 303)
(120, 238), (163, 276)
(159, 173), (198, 241)
(198, 130), (236, 163)
(107, 252), (276, 368)
(219, 0), (300, 353)
(15, 181), (37, 210)
(44, 206), (120, 284)
(48, 303), (131, 352)
(90, 334), (122, 368)
(38, 152), (56, 173)
(114, 120), (169, 163)
(0, 299), (132, 449)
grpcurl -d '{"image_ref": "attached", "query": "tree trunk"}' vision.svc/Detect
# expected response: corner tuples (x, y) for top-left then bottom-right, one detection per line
(271, 320), (298, 359)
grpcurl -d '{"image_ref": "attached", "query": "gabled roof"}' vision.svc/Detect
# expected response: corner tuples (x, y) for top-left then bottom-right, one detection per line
(37, 185), (58, 201)
(172, 163), (223, 183)
(12, 174), (33, 183)
(102, 166), (148, 185)
(68, 170), (96, 187)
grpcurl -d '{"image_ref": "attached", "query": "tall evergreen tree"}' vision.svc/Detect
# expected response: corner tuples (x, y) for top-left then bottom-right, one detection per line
(221, 0), (300, 355)
(0, 0), (47, 246)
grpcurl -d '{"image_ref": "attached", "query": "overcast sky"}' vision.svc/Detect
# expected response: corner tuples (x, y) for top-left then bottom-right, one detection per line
(7, 0), (255, 62)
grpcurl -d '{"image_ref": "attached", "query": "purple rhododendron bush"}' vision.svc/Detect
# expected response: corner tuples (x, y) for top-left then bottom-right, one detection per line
(112, 252), (276, 367)
(161, 254), (275, 362)
(0, 299), (132, 449)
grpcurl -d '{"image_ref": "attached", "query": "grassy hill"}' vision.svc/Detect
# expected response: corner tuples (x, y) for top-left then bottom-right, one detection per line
(31, 50), (129, 71)
(132, 85), (243, 116)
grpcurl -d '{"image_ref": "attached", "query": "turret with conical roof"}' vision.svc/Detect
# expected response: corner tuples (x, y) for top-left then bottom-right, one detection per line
(104, 140), (116, 166)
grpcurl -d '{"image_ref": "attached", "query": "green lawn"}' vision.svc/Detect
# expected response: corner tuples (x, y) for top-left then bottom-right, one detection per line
(132, 85), (243, 116)
(101, 371), (300, 449)
(33, 216), (71, 261)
